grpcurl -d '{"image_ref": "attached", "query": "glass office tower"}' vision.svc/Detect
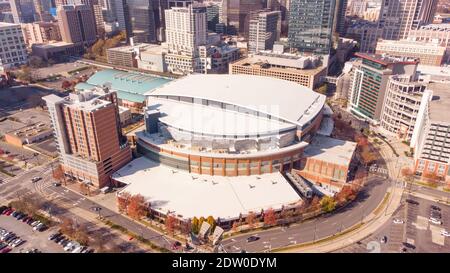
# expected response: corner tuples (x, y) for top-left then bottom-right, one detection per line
(288, 0), (336, 55)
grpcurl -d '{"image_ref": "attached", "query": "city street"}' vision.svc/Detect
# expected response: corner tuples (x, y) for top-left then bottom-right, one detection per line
(221, 174), (390, 253)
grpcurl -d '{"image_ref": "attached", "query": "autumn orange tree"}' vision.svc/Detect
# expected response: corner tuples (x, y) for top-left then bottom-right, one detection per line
(126, 194), (147, 220)
(165, 215), (177, 235)
(246, 212), (256, 228)
(59, 217), (75, 237)
(231, 221), (239, 233)
(191, 217), (199, 234)
(117, 192), (131, 213)
(401, 167), (414, 182)
(263, 208), (277, 227)
(335, 185), (357, 204)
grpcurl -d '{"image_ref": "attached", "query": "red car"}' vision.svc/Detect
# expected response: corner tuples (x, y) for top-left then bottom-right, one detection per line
(2, 208), (11, 215)
(1, 247), (11, 253)
(22, 216), (30, 222)
(5, 209), (14, 216)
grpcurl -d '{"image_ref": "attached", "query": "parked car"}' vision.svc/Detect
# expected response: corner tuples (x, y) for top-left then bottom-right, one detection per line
(429, 218), (442, 225)
(380, 236), (388, 244)
(33, 223), (44, 231)
(52, 182), (61, 187)
(11, 239), (24, 248)
(431, 205), (441, 211)
(406, 199), (419, 205)
(393, 219), (404, 224)
(5, 209), (14, 216)
(48, 233), (62, 241)
(0, 243), (7, 250)
(16, 213), (26, 220)
(0, 206), (8, 214)
(1, 247), (11, 253)
(54, 236), (65, 243)
(441, 230), (450, 237)
(31, 221), (41, 227)
(11, 211), (19, 217)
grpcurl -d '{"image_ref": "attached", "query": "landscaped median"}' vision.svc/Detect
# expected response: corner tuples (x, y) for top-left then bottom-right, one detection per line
(100, 218), (172, 253)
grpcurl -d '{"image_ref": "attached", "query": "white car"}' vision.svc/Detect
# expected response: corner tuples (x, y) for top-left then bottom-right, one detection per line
(441, 230), (450, 237)
(31, 177), (41, 183)
(393, 219), (404, 224)
(71, 246), (83, 253)
(429, 218), (442, 225)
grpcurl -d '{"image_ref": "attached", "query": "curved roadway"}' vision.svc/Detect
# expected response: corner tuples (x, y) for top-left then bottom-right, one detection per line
(222, 174), (390, 253)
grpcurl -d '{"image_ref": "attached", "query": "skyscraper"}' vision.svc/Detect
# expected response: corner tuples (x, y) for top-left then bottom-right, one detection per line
(10, 0), (36, 23)
(288, 0), (336, 55)
(43, 89), (132, 188)
(226, 0), (264, 36)
(164, 4), (209, 74)
(248, 9), (281, 53)
(334, 0), (347, 35)
(377, 0), (438, 40)
(34, 0), (54, 22)
(57, 4), (97, 46)
(127, 0), (156, 43)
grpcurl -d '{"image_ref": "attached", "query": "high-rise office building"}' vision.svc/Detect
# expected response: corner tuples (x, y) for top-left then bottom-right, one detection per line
(205, 0), (223, 32)
(125, 0), (166, 43)
(10, 0), (36, 23)
(267, 0), (289, 36)
(288, 0), (336, 55)
(248, 9), (281, 53)
(43, 88), (132, 188)
(57, 4), (97, 46)
(226, 0), (264, 36)
(348, 53), (418, 122)
(0, 22), (28, 71)
(377, 0), (438, 40)
(164, 4), (209, 74)
(334, 0), (347, 35)
(34, 0), (54, 22)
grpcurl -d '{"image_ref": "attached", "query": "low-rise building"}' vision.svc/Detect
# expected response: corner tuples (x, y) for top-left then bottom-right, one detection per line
(106, 43), (155, 68)
(31, 41), (83, 61)
(229, 51), (327, 89)
(298, 135), (357, 194)
(4, 123), (53, 147)
(119, 106), (132, 126)
(137, 44), (167, 73)
(376, 39), (446, 66)
(408, 24), (450, 63)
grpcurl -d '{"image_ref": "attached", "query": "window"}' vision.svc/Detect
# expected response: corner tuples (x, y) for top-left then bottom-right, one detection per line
(437, 165), (445, 175)
(427, 162), (436, 172)
(417, 160), (425, 171)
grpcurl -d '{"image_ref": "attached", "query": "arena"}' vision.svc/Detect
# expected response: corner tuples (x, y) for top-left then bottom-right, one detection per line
(112, 74), (330, 224)
(135, 74), (326, 176)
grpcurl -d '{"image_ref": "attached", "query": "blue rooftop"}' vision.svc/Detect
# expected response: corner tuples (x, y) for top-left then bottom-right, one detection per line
(75, 69), (172, 103)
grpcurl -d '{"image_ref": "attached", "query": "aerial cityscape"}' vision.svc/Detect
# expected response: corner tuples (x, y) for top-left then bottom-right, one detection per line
(0, 0), (450, 257)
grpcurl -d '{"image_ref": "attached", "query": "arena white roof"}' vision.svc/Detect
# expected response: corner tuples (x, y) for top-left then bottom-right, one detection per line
(146, 74), (326, 126)
(148, 97), (295, 137)
(113, 157), (302, 221)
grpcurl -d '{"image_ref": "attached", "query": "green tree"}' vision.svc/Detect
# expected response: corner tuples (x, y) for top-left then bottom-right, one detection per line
(17, 66), (33, 82)
(320, 196), (337, 213)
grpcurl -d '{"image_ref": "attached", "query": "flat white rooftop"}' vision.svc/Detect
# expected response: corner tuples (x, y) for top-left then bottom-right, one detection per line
(113, 157), (302, 221)
(303, 135), (357, 166)
(147, 74), (326, 127)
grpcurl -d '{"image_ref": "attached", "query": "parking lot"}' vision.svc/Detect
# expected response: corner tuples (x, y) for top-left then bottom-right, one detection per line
(405, 196), (450, 252)
(336, 195), (450, 253)
(0, 212), (63, 253)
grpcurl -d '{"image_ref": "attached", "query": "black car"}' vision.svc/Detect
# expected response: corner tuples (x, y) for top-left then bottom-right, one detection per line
(431, 205), (441, 211)
(246, 236), (260, 243)
(0, 206), (8, 214)
(403, 242), (416, 249)
(55, 236), (65, 243)
(49, 233), (62, 241)
(406, 199), (419, 205)
(16, 213), (26, 220)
